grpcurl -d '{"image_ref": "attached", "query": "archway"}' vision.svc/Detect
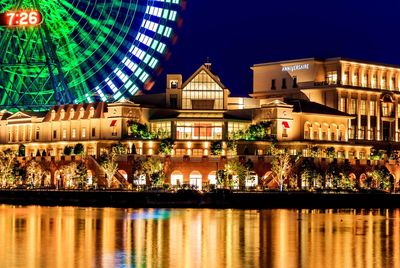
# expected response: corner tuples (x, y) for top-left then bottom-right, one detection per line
(208, 171), (217, 185)
(189, 171), (202, 190)
(171, 170), (184, 186)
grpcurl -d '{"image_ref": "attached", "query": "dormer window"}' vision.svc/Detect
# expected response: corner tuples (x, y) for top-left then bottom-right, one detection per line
(60, 109), (65, 119)
(51, 110), (56, 120)
(70, 109), (75, 120)
(89, 107), (95, 118)
(80, 107), (85, 119)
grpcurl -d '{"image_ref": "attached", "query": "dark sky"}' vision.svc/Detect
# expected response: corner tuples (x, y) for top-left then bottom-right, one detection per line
(155, 0), (400, 97)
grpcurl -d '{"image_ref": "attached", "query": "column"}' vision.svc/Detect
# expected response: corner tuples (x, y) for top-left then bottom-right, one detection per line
(396, 97), (399, 142)
(376, 94), (381, 141)
(357, 93), (361, 139)
(367, 94), (371, 140)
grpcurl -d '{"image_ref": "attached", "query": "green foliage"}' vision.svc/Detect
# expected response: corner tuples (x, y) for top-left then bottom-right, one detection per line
(227, 140), (237, 156)
(142, 158), (165, 186)
(210, 141), (223, 156)
(63, 145), (73, 156)
(370, 149), (384, 160)
(73, 143), (84, 155)
(225, 159), (247, 189)
(130, 122), (153, 139)
(325, 147), (336, 158)
(326, 160), (340, 188)
(311, 146), (320, 158)
(76, 161), (88, 189)
(300, 158), (321, 189)
(0, 149), (18, 187)
(111, 142), (127, 155)
(231, 121), (273, 141)
(372, 167), (393, 191)
(216, 169), (227, 187)
(100, 152), (119, 188)
(159, 138), (175, 155)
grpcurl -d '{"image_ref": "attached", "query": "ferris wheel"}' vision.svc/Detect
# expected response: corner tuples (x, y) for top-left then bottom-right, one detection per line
(0, 0), (183, 111)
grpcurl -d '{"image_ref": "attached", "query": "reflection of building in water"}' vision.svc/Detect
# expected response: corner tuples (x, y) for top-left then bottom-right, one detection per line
(0, 207), (399, 267)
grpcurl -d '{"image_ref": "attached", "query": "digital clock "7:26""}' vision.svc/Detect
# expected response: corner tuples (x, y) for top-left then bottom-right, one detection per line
(0, 11), (43, 27)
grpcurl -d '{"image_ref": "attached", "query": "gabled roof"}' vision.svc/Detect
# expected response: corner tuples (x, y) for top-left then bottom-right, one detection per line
(7, 111), (46, 120)
(181, 64), (227, 90)
(43, 102), (106, 122)
(285, 99), (352, 117)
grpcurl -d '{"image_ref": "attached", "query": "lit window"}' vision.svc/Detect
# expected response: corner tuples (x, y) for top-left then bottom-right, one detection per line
(339, 97), (346, 112)
(352, 73), (359, 86)
(372, 75), (377, 88)
(62, 129), (67, 139)
(360, 100), (366, 115)
(82, 128), (86, 138)
(349, 98), (357, 114)
(72, 128), (76, 138)
(327, 71), (337, 85)
(370, 101), (376, 116)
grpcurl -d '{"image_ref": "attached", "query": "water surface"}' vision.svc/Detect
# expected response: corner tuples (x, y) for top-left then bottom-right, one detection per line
(0, 205), (399, 268)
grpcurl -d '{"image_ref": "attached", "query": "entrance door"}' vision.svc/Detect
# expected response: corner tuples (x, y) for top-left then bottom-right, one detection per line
(383, 121), (391, 141)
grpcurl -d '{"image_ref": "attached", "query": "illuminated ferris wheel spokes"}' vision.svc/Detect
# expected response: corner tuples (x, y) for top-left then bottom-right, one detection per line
(0, 0), (183, 111)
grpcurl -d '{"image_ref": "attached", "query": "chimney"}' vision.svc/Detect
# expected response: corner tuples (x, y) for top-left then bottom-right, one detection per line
(205, 57), (212, 70)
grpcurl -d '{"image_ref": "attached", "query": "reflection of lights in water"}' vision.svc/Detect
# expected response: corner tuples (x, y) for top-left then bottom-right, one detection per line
(130, 209), (171, 220)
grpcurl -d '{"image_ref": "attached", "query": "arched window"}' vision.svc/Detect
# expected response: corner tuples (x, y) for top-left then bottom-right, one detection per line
(171, 171), (184, 186)
(189, 171), (202, 190)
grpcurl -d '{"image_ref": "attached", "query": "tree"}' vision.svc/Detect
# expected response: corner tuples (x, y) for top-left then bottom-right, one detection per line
(63, 145), (73, 156)
(60, 162), (79, 189)
(159, 138), (175, 155)
(142, 157), (165, 186)
(210, 141), (223, 156)
(325, 147), (336, 158)
(74, 143), (85, 155)
(99, 152), (119, 188)
(26, 160), (45, 188)
(216, 169), (227, 188)
(271, 147), (295, 192)
(76, 161), (88, 189)
(0, 149), (18, 187)
(225, 159), (247, 189)
(326, 160), (340, 188)
(111, 142), (127, 155)
(372, 166), (393, 191)
(227, 140), (238, 156)
(130, 122), (153, 139)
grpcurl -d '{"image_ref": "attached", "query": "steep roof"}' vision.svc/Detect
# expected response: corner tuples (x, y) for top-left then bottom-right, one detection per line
(181, 64), (227, 90)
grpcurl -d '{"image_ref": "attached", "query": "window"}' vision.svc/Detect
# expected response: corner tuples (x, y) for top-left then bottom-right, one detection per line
(360, 127), (365, 140)
(271, 79), (276, 90)
(353, 73), (359, 86)
(282, 78), (287, 89)
(228, 122), (250, 138)
(53, 130), (57, 139)
(182, 71), (224, 110)
(349, 126), (356, 139)
(112, 127), (117, 136)
(92, 128), (96, 137)
(82, 128), (86, 138)
(36, 127), (40, 140)
(170, 94), (178, 109)
(372, 75), (377, 88)
(362, 74), (368, 87)
(391, 77), (396, 90)
(327, 71), (338, 85)
(360, 100), (366, 115)
(282, 128), (288, 138)
(62, 129), (67, 139)
(170, 80), (178, 89)
(370, 101), (376, 116)
(349, 98), (357, 114)
(382, 103), (389, 116)
(151, 122), (171, 139)
(381, 76), (387, 89)
(339, 97), (346, 112)
(175, 149), (186, 156)
(192, 149), (203, 157)
(343, 71), (349, 85)
(72, 128), (76, 139)
(176, 122), (223, 140)
(292, 77), (298, 88)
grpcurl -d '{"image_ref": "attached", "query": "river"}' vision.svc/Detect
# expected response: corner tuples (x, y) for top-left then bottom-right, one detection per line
(0, 205), (398, 268)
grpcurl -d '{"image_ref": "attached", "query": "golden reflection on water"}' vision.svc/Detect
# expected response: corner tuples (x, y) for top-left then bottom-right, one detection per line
(0, 206), (399, 268)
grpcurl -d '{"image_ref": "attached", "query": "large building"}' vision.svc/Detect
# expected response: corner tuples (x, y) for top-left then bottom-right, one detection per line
(0, 59), (399, 188)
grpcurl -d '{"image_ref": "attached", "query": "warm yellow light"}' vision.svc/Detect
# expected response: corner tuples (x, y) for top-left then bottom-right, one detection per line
(187, 141), (192, 148)
(204, 142), (209, 149)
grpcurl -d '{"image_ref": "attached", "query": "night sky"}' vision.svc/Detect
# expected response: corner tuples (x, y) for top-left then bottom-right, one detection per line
(156, 0), (400, 97)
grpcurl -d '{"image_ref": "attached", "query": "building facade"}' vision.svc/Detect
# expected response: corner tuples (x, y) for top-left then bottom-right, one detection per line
(0, 60), (398, 188)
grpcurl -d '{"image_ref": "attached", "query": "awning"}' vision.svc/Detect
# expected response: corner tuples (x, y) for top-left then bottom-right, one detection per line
(110, 120), (117, 127)
(282, 121), (290, 128)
